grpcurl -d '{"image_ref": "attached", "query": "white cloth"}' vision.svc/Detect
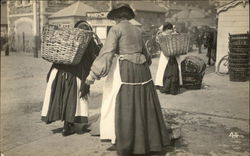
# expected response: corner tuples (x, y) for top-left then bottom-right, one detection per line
(155, 52), (183, 86)
(41, 68), (89, 117)
(100, 56), (121, 144)
(100, 56), (153, 144)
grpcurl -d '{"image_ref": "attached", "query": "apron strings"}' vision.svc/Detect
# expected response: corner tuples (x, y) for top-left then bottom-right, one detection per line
(121, 79), (152, 85)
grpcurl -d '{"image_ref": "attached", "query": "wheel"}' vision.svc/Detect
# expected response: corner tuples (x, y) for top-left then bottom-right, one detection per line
(216, 55), (229, 76)
(145, 39), (152, 54)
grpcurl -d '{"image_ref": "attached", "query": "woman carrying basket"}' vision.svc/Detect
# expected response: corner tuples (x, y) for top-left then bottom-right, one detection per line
(81, 3), (171, 155)
(41, 20), (102, 136)
(155, 22), (183, 95)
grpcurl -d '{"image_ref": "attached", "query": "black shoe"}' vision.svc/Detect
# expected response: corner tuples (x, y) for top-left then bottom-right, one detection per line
(62, 122), (75, 136)
(62, 128), (75, 136)
(106, 145), (116, 151)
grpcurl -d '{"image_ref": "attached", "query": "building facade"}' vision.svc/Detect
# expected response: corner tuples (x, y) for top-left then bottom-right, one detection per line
(7, 0), (74, 53)
(7, 1), (167, 54)
(1, 0), (8, 37)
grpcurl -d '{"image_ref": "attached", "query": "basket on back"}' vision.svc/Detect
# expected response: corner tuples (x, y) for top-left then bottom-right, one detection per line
(41, 25), (93, 65)
(158, 33), (190, 57)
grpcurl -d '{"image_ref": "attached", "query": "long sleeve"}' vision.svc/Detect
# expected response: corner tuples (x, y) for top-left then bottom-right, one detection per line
(80, 39), (101, 80)
(142, 40), (152, 66)
(89, 26), (121, 80)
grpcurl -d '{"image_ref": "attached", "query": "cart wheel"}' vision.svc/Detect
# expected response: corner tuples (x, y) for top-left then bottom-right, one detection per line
(145, 40), (151, 52)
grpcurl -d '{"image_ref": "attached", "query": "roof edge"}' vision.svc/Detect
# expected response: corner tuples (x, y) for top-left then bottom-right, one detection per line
(217, 0), (249, 14)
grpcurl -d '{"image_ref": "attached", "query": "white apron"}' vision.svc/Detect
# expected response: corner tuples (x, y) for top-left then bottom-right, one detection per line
(100, 56), (152, 144)
(155, 52), (183, 86)
(41, 68), (89, 118)
(100, 56), (121, 144)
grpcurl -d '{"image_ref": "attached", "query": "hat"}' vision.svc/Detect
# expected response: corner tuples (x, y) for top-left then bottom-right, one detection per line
(163, 22), (173, 31)
(107, 3), (135, 20)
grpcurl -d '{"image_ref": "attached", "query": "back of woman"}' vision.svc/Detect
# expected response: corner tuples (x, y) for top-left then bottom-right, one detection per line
(108, 21), (153, 84)
(41, 20), (101, 136)
(82, 3), (170, 156)
(155, 22), (183, 95)
(115, 21), (143, 54)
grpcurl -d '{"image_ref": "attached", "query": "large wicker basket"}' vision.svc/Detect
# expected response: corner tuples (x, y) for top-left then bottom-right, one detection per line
(158, 33), (190, 57)
(41, 25), (93, 65)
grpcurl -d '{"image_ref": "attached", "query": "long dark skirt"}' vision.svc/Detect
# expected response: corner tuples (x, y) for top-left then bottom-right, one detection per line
(159, 57), (180, 95)
(42, 70), (87, 124)
(115, 60), (170, 155)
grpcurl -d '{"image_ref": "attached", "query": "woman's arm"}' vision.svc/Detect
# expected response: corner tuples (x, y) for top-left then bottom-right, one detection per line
(85, 26), (121, 83)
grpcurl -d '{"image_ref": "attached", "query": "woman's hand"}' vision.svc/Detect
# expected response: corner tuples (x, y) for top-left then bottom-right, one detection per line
(80, 75), (95, 99)
(80, 83), (90, 99)
(85, 75), (95, 85)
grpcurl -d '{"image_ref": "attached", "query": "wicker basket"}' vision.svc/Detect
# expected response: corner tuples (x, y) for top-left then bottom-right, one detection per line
(158, 33), (190, 57)
(229, 68), (249, 82)
(229, 58), (248, 64)
(182, 72), (205, 89)
(229, 33), (250, 48)
(41, 25), (93, 65)
(229, 47), (249, 53)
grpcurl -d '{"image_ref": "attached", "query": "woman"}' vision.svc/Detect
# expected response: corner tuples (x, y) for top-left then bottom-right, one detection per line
(155, 22), (183, 95)
(82, 3), (170, 155)
(41, 20), (101, 136)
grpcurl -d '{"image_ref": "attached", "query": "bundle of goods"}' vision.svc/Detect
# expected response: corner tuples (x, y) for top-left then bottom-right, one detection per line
(181, 56), (206, 89)
(41, 25), (93, 65)
(228, 33), (249, 82)
(157, 33), (190, 57)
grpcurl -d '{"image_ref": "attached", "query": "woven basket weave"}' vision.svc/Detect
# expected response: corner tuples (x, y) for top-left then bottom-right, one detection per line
(41, 25), (93, 65)
(158, 33), (190, 57)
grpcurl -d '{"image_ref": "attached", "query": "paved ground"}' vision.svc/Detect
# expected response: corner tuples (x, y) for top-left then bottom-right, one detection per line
(0, 49), (249, 156)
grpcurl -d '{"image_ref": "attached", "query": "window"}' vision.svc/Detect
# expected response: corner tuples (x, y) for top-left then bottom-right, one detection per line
(23, 0), (32, 6)
(15, 0), (31, 7)
(55, 0), (72, 5)
(15, 0), (22, 7)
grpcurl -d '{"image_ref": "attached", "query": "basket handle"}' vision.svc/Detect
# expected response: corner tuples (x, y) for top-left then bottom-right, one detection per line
(83, 22), (92, 31)
(76, 21), (93, 31)
(78, 22), (102, 45)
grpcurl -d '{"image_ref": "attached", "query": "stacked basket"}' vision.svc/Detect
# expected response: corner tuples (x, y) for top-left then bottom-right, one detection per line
(229, 33), (250, 81)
